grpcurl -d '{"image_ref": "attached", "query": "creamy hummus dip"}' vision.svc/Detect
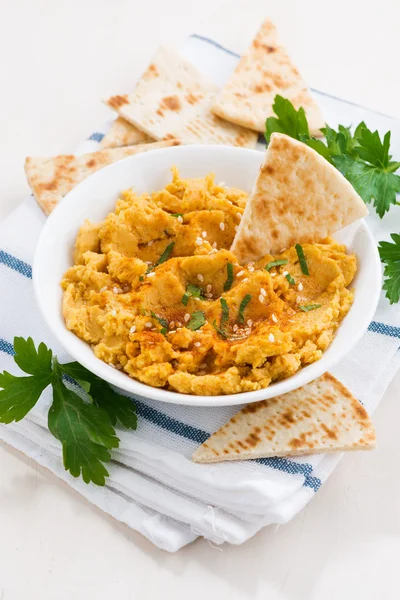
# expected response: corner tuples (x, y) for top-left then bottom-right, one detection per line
(62, 169), (356, 395)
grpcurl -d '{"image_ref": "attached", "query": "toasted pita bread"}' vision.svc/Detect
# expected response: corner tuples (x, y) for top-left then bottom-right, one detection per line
(192, 373), (376, 463)
(212, 19), (324, 135)
(107, 91), (258, 148)
(100, 117), (153, 149)
(25, 140), (179, 215)
(103, 46), (219, 145)
(230, 133), (368, 262)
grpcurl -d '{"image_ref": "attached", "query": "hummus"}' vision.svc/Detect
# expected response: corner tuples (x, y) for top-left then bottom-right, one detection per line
(61, 169), (356, 396)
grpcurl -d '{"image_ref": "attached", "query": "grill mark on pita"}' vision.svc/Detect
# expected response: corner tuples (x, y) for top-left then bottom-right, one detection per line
(108, 94), (129, 109)
(161, 95), (181, 111)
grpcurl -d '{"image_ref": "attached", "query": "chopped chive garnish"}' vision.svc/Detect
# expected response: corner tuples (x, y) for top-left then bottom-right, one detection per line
(156, 241), (175, 266)
(285, 273), (296, 285)
(160, 328), (167, 336)
(212, 320), (227, 339)
(295, 244), (309, 275)
(170, 213), (183, 218)
(139, 275), (144, 282)
(238, 294), (252, 323)
(220, 298), (229, 328)
(299, 304), (321, 312)
(187, 311), (206, 331)
(181, 283), (203, 306)
(223, 263), (234, 292)
(265, 259), (288, 272)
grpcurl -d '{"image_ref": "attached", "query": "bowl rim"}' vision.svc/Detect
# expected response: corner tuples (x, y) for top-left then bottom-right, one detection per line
(33, 144), (382, 407)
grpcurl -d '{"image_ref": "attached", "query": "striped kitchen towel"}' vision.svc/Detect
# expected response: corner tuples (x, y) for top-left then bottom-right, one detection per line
(1, 35), (400, 552)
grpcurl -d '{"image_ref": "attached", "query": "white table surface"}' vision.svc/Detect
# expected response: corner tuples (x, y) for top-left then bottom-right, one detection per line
(1, 0), (400, 598)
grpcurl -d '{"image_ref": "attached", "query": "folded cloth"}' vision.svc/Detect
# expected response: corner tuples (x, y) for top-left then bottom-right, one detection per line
(1, 35), (400, 552)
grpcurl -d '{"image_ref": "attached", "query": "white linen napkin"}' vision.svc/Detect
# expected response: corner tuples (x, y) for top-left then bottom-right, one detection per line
(1, 35), (400, 552)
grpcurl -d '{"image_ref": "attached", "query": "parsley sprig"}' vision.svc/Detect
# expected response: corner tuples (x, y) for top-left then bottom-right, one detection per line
(265, 95), (400, 218)
(379, 235), (400, 304)
(0, 337), (137, 486)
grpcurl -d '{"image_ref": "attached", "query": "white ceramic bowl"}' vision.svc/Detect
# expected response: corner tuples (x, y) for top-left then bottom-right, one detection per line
(33, 144), (381, 407)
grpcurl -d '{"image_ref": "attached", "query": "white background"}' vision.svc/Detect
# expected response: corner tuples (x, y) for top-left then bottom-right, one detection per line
(1, 0), (400, 598)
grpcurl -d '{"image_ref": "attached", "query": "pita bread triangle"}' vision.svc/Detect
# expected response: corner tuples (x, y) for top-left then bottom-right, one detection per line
(106, 91), (258, 148)
(230, 132), (368, 262)
(25, 140), (178, 215)
(192, 374), (376, 464)
(100, 116), (153, 149)
(212, 19), (324, 135)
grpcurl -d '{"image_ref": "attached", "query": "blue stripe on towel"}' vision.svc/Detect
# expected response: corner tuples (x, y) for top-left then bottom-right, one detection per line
(88, 132), (105, 142)
(0, 250), (32, 279)
(0, 333), (321, 490)
(368, 320), (400, 339)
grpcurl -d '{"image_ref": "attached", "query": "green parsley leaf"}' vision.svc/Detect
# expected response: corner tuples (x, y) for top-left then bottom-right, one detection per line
(212, 320), (227, 339)
(151, 311), (168, 329)
(60, 362), (137, 430)
(187, 311), (206, 331)
(285, 273), (296, 285)
(220, 298), (229, 328)
(181, 283), (203, 306)
(265, 259), (288, 272)
(299, 304), (321, 312)
(0, 337), (53, 423)
(379, 234), (400, 304)
(49, 360), (118, 485)
(238, 294), (252, 323)
(223, 263), (234, 292)
(295, 244), (309, 275)
(265, 95), (310, 143)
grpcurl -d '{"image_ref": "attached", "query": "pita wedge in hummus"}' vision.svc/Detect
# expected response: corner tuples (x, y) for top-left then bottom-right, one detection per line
(25, 140), (178, 215)
(192, 373), (376, 462)
(231, 133), (368, 262)
(61, 169), (359, 396)
(212, 19), (324, 135)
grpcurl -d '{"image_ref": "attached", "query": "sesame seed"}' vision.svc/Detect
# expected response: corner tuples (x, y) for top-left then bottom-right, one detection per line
(99, 286), (107, 293)
(184, 313), (191, 322)
(110, 309), (117, 316)
(271, 313), (278, 323)
(212, 242), (217, 249)
(242, 277), (249, 283)
(248, 266), (255, 273)
(176, 322), (182, 327)
(237, 270), (244, 277)
(148, 341), (154, 345)
(193, 297), (200, 301)
(145, 261), (152, 265)
(176, 327), (182, 331)
(130, 325), (136, 334)
(282, 271), (288, 276)
(169, 330), (176, 334)
(296, 296), (301, 304)
(169, 321), (175, 329)
(260, 287), (267, 296)
(247, 319), (253, 327)
(268, 333), (275, 343)
(195, 238), (203, 246)
(233, 324), (238, 332)
(206, 284), (212, 292)
(205, 293), (213, 298)
(197, 274), (204, 282)
(145, 322), (152, 328)
(202, 231), (207, 238)
(194, 342), (201, 347)
(113, 287), (120, 294)
(226, 200), (233, 205)
(270, 272), (276, 278)
(148, 240), (154, 246)
(259, 294), (264, 303)
(298, 282), (304, 291)
(147, 272), (156, 278)
(177, 216), (183, 223)
(219, 222), (225, 231)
